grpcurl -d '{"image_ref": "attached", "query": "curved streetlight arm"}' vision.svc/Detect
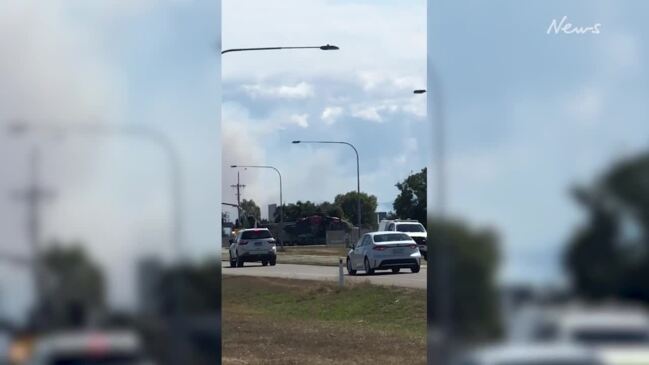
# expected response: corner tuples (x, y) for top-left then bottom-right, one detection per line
(222, 44), (339, 54)
(6, 122), (184, 262)
(230, 165), (284, 248)
(292, 140), (361, 229)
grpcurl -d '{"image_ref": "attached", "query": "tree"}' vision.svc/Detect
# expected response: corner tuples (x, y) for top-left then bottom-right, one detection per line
(564, 152), (649, 302)
(39, 243), (105, 329)
(394, 168), (426, 226)
(428, 218), (502, 340)
(316, 201), (344, 219)
(334, 191), (378, 229)
(277, 200), (318, 222)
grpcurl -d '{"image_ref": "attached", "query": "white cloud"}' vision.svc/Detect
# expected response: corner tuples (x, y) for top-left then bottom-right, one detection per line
(321, 106), (343, 125)
(242, 81), (314, 99)
(564, 87), (603, 127)
(352, 105), (384, 122)
(289, 113), (309, 128)
(358, 72), (424, 92)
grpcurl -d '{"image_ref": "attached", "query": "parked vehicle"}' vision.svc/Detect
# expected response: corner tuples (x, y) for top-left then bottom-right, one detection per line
(378, 219), (428, 260)
(455, 343), (601, 365)
(26, 330), (152, 365)
(229, 228), (277, 267)
(346, 232), (421, 275)
(537, 306), (649, 365)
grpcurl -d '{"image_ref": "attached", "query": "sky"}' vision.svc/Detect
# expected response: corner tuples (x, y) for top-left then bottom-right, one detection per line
(429, 0), (649, 283)
(0, 0), (220, 322)
(221, 0), (428, 222)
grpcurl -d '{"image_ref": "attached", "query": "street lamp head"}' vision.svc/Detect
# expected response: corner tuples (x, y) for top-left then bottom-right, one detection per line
(291, 140), (301, 144)
(230, 165), (238, 168)
(414, 89), (427, 94)
(320, 44), (339, 51)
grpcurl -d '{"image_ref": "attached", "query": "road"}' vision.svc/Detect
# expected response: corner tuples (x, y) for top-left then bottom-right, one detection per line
(222, 263), (426, 289)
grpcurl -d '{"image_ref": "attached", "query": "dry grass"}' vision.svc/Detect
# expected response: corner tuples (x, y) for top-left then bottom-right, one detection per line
(222, 276), (426, 364)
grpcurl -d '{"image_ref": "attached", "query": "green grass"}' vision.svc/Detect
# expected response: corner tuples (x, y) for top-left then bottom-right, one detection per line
(223, 275), (426, 338)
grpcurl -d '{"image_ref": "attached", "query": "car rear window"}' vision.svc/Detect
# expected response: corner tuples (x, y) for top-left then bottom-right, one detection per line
(373, 233), (412, 242)
(241, 230), (273, 240)
(396, 223), (425, 232)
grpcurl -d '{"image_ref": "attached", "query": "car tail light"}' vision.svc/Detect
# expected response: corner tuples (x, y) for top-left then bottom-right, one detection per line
(239, 240), (249, 245)
(409, 244), (417, 249)
(373, 245), (386, 251)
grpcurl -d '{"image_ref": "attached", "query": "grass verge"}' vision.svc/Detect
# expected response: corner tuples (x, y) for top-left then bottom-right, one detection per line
(222, 276), (426, 364)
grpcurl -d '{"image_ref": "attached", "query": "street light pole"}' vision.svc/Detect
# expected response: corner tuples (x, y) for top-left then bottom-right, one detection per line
(420, 67), (452, 364)
(230, 165), (284, 249)
(292, 141), (361, 230)
(222, 44), (339, 54)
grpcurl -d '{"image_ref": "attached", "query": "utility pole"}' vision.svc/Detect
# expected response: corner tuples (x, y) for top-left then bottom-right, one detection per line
(230, 171), (245, 223)
(12, 147), (54, 329)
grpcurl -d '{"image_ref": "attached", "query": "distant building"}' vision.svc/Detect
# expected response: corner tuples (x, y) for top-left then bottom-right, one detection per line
(376, 211), (388, 225)
(268, 204), (277, 222)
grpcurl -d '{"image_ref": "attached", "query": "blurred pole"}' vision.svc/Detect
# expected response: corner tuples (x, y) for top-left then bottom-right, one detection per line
(430, 65), (452, 364)
(25, 146), (47, 328)
(338, 257), (344, 287)
(28, 148), (44, 328)
(10, 146), (53, 330)
(230, 165), (284, 249)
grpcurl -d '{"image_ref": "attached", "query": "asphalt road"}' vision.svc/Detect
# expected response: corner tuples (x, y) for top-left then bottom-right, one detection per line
(222, 262), (426, 289)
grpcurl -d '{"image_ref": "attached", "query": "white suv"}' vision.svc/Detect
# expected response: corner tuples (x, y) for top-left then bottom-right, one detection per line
(229, 228), (277, 267)
(347, 232), (421, 275)
(378, 219), (428, 260)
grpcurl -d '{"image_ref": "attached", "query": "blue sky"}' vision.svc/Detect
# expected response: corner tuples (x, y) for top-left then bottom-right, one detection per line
(429, 0), (649, 283)
(221, 0), (427, 219)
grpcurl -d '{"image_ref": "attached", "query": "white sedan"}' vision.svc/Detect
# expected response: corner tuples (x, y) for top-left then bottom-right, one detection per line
(346, 232), (421, 275)
(456, 343), (602, 365)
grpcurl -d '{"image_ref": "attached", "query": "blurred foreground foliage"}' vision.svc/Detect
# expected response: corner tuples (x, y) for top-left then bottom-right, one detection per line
(565, 151), (649, 303)
(428, 218), (502, 341)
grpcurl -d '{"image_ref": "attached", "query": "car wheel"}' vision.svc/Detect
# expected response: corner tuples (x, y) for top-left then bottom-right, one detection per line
(347, 257), (357, 275)
(364, 257), (374, 275)
(236, 254), (244, 268)
(422, 252), (428, 261)
(392, 268), (400, 274)
(262, 260), (268, 266)
(229, 257), (236, 268)
(411, 263), (420, 273)
(270, 256), (277, 266)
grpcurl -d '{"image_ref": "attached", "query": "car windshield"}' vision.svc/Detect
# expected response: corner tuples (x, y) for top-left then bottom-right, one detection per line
(373, 233), (412, 242)
(241, 230), (272, 240)
(396, 224), (425, 233)
(572, 328), (649, 346)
